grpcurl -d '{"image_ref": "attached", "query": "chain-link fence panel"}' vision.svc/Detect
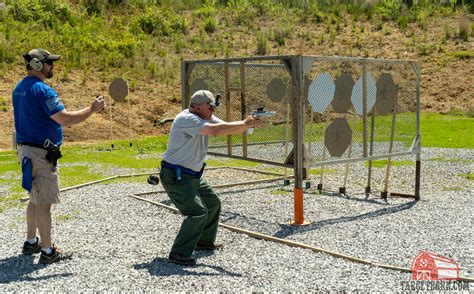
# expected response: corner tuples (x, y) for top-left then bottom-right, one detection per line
(183, 57), (297, 166)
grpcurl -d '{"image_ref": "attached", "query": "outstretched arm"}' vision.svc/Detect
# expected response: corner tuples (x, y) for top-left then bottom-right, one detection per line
(200, 115), (262, 136)
(51, 96), (105, 127)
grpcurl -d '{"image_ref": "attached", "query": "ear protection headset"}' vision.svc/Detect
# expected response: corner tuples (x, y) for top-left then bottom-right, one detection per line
(23, 52), (43, 71)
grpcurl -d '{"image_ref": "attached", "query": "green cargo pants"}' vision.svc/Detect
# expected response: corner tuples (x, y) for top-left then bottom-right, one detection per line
(159, 166), (221, 257)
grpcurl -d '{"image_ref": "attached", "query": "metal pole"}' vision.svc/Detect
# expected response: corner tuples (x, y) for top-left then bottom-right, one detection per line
(362, 62), (368, 157)
(412, 61), (422, 201)
(318, 148), (326, 192)
(109, 96), (114, 148)
(382, 98), (398, 199)
(241, 61), (248, 158)
(293, 56), (305, 225)
(128, 95), (133, 146)
(225, 62), (232, 156)
(340, 143), (353, 195)
(366, 111), (376, 194)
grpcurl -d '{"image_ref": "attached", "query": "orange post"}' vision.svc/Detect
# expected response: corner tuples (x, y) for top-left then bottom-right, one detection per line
(293, 188), (304, 224)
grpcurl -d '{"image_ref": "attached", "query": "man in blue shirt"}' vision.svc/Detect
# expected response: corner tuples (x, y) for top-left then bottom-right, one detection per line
(13, 48), (105, 264)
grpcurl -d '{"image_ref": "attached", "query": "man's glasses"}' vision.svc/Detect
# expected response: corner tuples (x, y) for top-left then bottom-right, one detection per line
(42, 60), (54, 66)
(207, 103), (216, 111)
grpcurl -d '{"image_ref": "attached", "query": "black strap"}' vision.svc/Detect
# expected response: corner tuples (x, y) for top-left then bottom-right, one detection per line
(18, 142), (46, 150)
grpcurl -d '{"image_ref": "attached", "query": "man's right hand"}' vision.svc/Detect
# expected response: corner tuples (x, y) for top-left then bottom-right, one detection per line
(91, 96), (106, 113)
(244, 115), (262, 129)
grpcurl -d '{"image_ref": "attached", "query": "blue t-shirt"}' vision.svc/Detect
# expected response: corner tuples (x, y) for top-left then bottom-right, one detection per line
(12, 76), (65, 146)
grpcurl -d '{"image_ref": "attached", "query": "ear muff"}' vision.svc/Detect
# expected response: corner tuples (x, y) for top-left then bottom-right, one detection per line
(29, 57), (43, 71)
(23, 53), (43, 71)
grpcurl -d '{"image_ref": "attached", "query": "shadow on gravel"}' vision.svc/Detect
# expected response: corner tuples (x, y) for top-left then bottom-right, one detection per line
(0, 255), (73, 284)
(305, 191), (389, 206)
(273, 200), (417, 239)
(217, 183), (283, 195)
(134, 258), (242, 277)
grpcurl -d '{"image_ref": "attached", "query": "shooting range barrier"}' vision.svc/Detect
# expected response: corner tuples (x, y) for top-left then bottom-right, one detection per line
(182, 55), (421, 225)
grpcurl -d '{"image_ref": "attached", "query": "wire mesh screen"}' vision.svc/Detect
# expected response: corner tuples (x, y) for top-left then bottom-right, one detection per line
(184, 57), (296, 166)
(304, 57), (419, 167)
(182, 56), (420, 168)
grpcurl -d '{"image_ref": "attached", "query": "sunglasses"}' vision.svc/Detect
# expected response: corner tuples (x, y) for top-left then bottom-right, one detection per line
(42, 60), (54, 66)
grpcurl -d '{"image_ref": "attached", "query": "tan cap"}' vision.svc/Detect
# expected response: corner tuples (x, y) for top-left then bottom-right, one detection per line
(25, 48), (60, 62)
(191, 90), (219, 107)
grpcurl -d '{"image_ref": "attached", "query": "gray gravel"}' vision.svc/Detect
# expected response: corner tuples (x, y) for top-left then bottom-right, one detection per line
(0, 147), (472, 291)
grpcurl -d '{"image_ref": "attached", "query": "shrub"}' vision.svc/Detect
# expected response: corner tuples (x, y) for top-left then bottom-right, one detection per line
(6, 0), (74, 26)
(272, 27), (291, 47)
(458, 11), (470, 41)
(0, 97), (8, 112)
(203, 16), (217, 34)
(134, 7), (188, 36)
(255, 32), (267, 55)
(227, 0), (255, 25)
(375, 0), (401, 21)
(251, 0), (273, 16)
(81, 0), (105, 16)
(134, 8), (171, 36)
(193, 4), (218, 18)
(451, 51), (474, 60)
(0, 39), (15, 64)
(417, 10), (427, 30)
(171, 15), (189, 35)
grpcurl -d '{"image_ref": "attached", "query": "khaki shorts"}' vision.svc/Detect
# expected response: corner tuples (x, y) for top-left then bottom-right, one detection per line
(17, 145), (60, 205)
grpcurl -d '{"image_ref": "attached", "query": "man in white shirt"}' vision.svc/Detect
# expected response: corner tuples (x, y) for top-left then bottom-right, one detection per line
(160, 90), (261, 265)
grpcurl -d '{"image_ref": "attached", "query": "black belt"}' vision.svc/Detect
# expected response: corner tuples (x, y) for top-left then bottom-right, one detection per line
(161, 161), (205, 181)
(18, 142), (46, 150)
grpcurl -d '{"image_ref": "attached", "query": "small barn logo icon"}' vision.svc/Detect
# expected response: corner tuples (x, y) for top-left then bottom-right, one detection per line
(411, 251), (460, 281)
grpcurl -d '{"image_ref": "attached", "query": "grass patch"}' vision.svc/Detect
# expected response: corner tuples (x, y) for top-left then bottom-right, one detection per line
(443, 186), (462, 191)
(365, 160), (413, 168)
(427, 156), (472, 164)
(421, 113), (474, 148)
(308, 168), (337, 175)
(205, 158), (261, 168)
(59, 165), (106, 188)
(451, 51), (474, 60)
(55, 210), (80, 222)
(459, 172), (474, 180)
(270, 189), (291, 196)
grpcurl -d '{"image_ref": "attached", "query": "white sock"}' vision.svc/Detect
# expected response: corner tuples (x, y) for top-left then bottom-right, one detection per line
(26, 238), (37, 245)
(41, 247), (52, 254)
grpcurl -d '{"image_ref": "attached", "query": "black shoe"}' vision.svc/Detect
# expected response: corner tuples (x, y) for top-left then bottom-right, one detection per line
(22, 237), (41, 255)
(195, 241), (224, 251)
(39, 245), (73, 264)
(168, 252), (196, 266)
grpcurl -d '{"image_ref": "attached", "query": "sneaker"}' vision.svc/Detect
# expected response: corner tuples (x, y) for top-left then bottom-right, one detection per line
(168, 252), (196, 266)
(39, 245), (73, 264)
(195, 241), (224, 251)
(22, 237), (41, 255)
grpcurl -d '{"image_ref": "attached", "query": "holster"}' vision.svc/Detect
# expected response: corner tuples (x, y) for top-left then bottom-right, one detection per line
(45, 146), (62, 167)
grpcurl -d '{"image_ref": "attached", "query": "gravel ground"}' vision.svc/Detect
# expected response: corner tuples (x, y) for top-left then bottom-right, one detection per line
(0, 147), (472, 292)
